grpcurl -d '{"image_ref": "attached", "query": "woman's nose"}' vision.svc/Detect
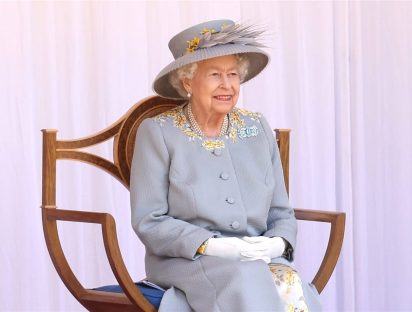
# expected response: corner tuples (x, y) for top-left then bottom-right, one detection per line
(220, 75), (231, 89)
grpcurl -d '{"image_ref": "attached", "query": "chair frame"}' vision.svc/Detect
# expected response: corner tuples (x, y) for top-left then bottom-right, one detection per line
(41, 95), (345, 312)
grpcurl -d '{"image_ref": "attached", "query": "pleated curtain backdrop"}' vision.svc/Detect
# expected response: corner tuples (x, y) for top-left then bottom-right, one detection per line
(1, 1), (411, 311)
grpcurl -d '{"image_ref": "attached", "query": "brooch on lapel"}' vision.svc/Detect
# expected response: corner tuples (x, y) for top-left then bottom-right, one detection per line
(237, 125), (259, 139)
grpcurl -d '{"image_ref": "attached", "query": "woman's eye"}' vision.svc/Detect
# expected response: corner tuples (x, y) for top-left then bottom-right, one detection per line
(228, 72), (238, 77)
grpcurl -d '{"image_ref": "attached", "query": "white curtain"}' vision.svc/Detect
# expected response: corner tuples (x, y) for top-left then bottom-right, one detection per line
(1, 1), (411, 311)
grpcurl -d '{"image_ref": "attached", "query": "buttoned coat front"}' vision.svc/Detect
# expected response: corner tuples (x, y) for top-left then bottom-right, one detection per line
(130, 106), (321, 311)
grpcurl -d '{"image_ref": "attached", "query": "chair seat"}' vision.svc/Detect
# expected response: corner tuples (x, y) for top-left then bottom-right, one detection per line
(93, 281), (165, 309)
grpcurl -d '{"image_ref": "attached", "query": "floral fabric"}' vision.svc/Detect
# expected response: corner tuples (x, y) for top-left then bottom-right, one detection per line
(269, 264), (309, 312)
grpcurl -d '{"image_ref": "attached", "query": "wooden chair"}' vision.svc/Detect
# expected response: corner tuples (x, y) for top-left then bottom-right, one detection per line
(41, 95), (345, 312)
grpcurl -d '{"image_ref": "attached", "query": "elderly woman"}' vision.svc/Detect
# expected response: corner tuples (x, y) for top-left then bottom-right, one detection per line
(130, 20), (321, 311)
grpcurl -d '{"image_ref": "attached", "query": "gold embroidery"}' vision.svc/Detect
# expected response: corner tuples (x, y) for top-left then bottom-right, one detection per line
(202, 140), (225, 150)
(229, 109), (246, 128)
(154, 106), (261, 151)
(156, 107), (187, 129)
(182, 128), (200, 141)
(229, 127), (237, 143)
(236, 108), (261, 120)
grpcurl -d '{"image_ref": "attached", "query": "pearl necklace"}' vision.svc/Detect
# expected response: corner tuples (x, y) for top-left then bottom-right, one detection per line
(187, 103), (228, 138)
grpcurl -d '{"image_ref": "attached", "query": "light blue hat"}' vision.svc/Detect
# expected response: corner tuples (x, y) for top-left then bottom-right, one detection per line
(153, 19), (269, 99)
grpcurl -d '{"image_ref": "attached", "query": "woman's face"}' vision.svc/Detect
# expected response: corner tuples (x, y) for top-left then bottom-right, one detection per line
(184, 55), (240, 117)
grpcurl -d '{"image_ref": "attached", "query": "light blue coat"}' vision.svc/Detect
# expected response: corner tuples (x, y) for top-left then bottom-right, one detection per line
(130, 105), (321, 311)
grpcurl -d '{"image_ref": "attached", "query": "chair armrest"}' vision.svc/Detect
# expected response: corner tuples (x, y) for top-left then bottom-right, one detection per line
(294, 208), (345, 293)
(43, 208), (156, 312)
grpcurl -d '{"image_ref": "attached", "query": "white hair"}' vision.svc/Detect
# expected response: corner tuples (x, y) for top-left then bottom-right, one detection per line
(168, 54), (250, 98)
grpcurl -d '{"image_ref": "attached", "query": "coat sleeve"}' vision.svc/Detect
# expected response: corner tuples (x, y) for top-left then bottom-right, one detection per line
(259, 116), (298, 250)
(130, 118), (213, 260)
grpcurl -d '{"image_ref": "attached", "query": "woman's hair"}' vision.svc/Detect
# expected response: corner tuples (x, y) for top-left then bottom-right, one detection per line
(168, 54), (250, 98)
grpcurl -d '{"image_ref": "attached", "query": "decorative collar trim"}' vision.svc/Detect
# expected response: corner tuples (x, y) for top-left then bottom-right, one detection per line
(155, 105), (261, 151)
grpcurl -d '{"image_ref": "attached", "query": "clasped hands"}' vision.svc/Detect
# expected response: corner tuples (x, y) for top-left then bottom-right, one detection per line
(203, 236), (285, 263)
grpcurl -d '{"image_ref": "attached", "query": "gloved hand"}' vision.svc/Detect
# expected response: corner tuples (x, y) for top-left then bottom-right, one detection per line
(240, 236), (286, 262)
(203, 237), (265, 261)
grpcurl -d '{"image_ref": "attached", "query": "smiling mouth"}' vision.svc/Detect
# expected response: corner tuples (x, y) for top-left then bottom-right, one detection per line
(214, 95), (232, 101)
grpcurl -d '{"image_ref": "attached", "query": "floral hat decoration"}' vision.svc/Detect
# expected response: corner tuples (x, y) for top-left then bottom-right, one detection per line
(153, 19), (269, 99)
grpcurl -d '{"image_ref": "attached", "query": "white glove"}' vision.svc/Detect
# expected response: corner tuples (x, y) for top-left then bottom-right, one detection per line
(203, 237), (263, 261)
(240, 236), (286, 262)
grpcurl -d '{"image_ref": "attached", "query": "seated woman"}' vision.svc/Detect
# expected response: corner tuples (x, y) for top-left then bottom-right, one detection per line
(130, 19), (321, 312)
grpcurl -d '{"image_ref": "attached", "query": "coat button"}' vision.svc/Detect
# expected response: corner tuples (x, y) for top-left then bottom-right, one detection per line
(226, 197), (235, 204)
(220, 172), (229, 180)
(213, 149), (222, 156)
(230, 221), (240, 229)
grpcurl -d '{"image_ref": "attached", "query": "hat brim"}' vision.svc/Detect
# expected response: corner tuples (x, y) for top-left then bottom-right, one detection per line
(153, 44), (269, 99)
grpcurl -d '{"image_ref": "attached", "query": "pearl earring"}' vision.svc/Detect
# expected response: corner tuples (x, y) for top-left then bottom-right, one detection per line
(187, 92), (191, 98)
